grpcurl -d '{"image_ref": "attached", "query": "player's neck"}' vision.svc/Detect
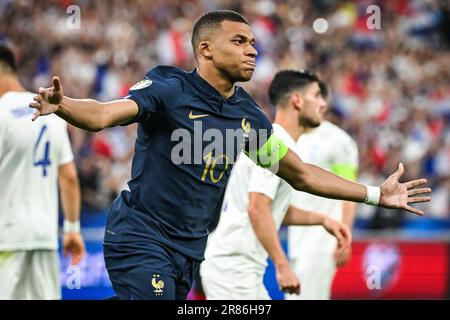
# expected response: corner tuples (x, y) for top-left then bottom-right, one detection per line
(302, 126), (315, 134)
(274, 114), (303, 141)
(197, 67), (235, 98)
(0, 75), (26, 96)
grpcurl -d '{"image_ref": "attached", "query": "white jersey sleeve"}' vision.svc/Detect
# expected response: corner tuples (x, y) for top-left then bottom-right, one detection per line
(248, 164), (281, 200)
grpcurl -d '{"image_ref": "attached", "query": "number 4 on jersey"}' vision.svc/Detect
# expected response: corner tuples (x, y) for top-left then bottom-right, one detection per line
(33, 125), (51, 177)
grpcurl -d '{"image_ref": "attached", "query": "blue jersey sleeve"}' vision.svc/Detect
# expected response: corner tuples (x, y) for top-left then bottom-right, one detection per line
(244, 110), (288, 168)
(244, 109), (273, 153)
(124, 67), (175, 123)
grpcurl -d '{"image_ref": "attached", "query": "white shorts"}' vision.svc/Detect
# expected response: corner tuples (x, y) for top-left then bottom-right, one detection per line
(285, 254), (336, 300)
(0, 250), (61, 300)
(200, 258), (270, 300)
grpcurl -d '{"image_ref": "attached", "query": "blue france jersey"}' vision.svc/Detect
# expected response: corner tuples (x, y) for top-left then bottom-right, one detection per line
(104, 66), (273, 261)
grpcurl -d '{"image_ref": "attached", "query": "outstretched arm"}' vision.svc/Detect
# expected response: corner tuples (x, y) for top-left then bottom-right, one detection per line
(275, 149), (431, 216)
(29, 77), (139, 131)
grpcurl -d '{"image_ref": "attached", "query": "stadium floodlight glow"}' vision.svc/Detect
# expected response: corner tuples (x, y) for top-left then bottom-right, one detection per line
(313, 18), (329, 34)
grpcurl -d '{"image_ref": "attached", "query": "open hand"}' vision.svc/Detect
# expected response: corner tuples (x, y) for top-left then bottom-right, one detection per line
(379, 163), (431, 216)
(29, 76), (64, 121)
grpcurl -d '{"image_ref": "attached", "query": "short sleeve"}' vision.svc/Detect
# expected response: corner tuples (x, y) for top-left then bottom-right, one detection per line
(248, 160), (281, 200)
(123, 68), (173, 123)
(330, 137), (359, 181)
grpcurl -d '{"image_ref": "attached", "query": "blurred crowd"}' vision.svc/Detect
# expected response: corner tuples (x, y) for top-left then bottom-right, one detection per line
(1, 0), (449, 228)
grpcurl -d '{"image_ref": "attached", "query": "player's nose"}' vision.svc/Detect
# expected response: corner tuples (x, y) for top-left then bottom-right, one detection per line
(246, 45), (258, 58)
(319, 97), (327, 110)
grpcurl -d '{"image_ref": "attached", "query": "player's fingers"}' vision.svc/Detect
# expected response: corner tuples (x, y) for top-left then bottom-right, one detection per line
(71, 253), (82, 265)
(52, 76), (61, 91)
(392, 162), (404, 179)
(283, 285), (299, 295)
(33, 95), (43, 102)
(407, 196), (431, 203)
(404, 179), (428, 189)
(334, 227), (345, 246)
(31, 110), (40, 121)
(294, 284), (300, 295)
(38, 87), (49, 100)
(408, 188), (432, 196)
(29, 101), (40, 109)
(341, 228), (352, 247)
(340, 225), (352, 242)
(404, 205), (424, 216)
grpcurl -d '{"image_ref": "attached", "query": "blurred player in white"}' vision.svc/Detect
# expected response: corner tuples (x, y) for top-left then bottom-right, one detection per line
(0, 43), (85, 299)
(200, 70), (351, 299)
(286, 101), (359, 300)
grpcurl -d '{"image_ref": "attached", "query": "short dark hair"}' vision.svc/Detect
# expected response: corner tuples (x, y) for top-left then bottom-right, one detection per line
(191, 10), (249, 59)
(0, 43), (17, 73)
(318, 80), (329, 100)
(268, 70), (322, 107)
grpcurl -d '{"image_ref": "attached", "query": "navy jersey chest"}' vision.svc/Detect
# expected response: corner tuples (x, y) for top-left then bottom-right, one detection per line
(163, 97), (253, 188)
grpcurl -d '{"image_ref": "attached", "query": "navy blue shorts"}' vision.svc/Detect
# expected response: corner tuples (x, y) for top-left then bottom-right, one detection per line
(103, 241), (200, 300)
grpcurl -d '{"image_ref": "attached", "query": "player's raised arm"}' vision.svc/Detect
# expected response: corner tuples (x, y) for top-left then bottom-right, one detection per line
(29, 76), (139, 131)
(276, 148), (431, 216)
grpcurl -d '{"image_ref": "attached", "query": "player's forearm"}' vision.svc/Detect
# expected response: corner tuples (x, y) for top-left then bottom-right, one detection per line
(282, 205), (326, 226)
(342, 201), (357, 228)
(295, 163), (366, 202)
(248, 205), (289, 268)
(278, 152), (367, 203)
(59, 165), (81, 222)
(56, 96), (108, 131)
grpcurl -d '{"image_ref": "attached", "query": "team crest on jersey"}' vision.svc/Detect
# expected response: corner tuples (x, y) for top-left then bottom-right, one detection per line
(130, 79), (152, 91)
(151, 274), (164, 296)
(241, 118), (251, 138)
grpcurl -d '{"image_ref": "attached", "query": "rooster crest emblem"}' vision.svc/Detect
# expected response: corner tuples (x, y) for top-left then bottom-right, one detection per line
(241, 118), (251, 138)
(152, 274), (164, 296)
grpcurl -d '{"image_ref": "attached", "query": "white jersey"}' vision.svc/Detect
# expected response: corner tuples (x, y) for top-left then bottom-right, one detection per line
(0, 91), (73, 251)
(288, 121), (358, 258)
(202, 124), (297, 278)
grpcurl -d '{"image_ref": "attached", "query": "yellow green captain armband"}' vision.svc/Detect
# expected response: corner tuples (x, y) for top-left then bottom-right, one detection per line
(245, 134), (289, 168)
(331, 163), (358, 181)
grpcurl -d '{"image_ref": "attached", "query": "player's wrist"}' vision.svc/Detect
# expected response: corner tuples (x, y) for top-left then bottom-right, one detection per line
(58, 96), (68, 109)
(322, 216), (332, 229)
(364, 185), (380, 206)
(63, 220), (80, 233)
(275, 259), (290, 270)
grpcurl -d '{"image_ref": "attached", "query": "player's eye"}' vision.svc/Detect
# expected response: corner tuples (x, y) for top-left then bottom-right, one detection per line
(233, 39), (244, 44)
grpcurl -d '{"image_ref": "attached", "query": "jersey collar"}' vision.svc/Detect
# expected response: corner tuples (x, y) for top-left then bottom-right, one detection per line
(190, 69), (238, 104)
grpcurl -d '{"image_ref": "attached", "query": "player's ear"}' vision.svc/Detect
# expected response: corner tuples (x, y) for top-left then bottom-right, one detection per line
(198, 40), (213, 59)
(291, 92), (304, 111)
